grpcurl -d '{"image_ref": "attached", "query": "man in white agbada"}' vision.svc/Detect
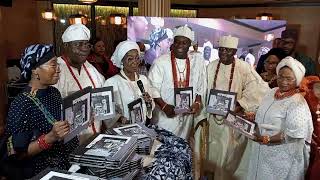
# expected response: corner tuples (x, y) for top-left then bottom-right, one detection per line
(206, 35), (269, 179)
(54, 24), (105, 143)
(104, 40), (154, 124)
(148, 25), (207, 139)
(247, 57), (313, 180)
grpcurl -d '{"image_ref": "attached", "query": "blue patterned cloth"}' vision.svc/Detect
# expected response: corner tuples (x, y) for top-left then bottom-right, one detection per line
(20, 44), (55, 81)
(142, 126), (193, 180)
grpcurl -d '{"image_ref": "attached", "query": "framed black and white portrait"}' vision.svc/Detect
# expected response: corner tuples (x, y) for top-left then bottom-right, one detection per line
(84, 134), (130, 158)
(174, 87), (193, 114)
(128, 98), (144, 123)
(114, 124), (147, 139)
(225, 112), (256, 139)
(207, 89), (237, 116)
(63, 87), (91, 143)
(91, 86), (115, 121)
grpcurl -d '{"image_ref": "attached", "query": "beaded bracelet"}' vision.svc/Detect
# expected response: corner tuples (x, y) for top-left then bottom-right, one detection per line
(262, 135), (270, 144)
(37, 134), (53, 150)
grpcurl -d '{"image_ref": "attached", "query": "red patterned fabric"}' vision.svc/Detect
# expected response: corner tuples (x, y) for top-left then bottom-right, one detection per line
(301, 76), (320, 180)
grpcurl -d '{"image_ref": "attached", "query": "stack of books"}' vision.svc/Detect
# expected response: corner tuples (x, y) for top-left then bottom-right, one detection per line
(112, 123), (157, 155)
(69, 134), (137, 169)
(86, 153), (143, 179)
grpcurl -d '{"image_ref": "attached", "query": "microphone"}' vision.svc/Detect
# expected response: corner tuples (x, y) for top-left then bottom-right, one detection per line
(137, 80), (152, 109)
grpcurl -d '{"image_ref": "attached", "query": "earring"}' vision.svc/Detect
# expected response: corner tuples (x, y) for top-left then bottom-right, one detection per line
(36, 74), (40, 80)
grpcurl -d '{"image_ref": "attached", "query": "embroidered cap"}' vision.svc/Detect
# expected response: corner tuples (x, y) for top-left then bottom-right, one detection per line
(62, 24), (90, 43)
(218, 35), (239, 49)
(173, 25), (195, 42)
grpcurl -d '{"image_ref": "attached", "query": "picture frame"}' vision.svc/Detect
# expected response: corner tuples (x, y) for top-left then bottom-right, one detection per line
(91, 86), (115, 121)
(128, 98), (144, 124)
(62, 87), (92, 143)
(206, 89), (237, 116)
(113, 123), (157, 140)
(84, 135), (130, 158)
(30, 168), (101, 180)
(174, 87), (193, 114)
(225, 111), (256, 139)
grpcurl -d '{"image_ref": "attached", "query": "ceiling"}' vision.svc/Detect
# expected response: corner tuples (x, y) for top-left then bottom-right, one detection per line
(171, 0), (320, 5)
(51, 0), (320, 6)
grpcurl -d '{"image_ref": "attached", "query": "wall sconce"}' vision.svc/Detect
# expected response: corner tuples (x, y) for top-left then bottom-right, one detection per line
(42, 9), (54, 20)
(78, 0), (98, 3)
(41, 1), (54, 21)
(256, 13), (273, 20)
(69, 14), (88, 25)
(109, 14), (126, 25)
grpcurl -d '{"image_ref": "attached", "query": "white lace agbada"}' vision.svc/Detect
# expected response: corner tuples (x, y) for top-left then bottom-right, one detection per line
(54, 57), (105, 143)
(148, 53), (207, 139)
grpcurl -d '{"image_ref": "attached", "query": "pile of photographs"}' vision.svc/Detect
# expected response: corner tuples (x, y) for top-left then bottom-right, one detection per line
(69, 134), (137, 169)
(86, 153), (143, 179)
(113, 123), (157, 154)
(30, 168), (104, 180)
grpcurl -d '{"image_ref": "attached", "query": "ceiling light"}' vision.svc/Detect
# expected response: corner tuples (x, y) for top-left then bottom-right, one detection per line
(78, 0), (98, 4)
(69, 14), (88, 25)
(256, 13), (273, 21)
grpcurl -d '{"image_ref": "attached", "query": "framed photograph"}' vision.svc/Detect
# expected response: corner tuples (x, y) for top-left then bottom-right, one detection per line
(30, 168), (101, 180)
(63, 87), (92, 143)
(225, 111), (256, 139)
(84, 134), (131, 158)
(206, 89), (237, 116)
(128, 98), (144, 124)
(113, 123), (157, 139)
(174, 87), (193, 114)
(91, 86), (115, 121)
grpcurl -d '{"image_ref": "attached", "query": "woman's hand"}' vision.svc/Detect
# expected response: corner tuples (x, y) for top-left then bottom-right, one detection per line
(142, 92), (152, 104)
(162, 104), (176, 118)
(46, 121), (70, 143)
(118, 116), (129, 124)
(189, 101), (201, 114)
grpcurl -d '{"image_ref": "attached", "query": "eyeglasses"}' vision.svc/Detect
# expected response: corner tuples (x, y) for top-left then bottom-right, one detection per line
(277, 76), (296, 82)
(41, 64), (60, 70)
(124, 56), (140, 65)
(70, 41), (92, 49)
(218, 47), (234, 53)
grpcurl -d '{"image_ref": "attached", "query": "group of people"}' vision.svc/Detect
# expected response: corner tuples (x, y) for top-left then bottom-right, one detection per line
(1, 22), (319, 180)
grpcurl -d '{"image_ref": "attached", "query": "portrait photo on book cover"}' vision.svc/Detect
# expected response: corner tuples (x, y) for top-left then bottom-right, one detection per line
(174, 87), (193, 114)
(66, 99), (88, 131)
(114, 124), (147, 139)
(225, 112), (256, 139)
(91, 86), (114, 121)
(128, 98), (144, 123)
(207, 89), (237, 116)
(85, 136), (127, 157)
